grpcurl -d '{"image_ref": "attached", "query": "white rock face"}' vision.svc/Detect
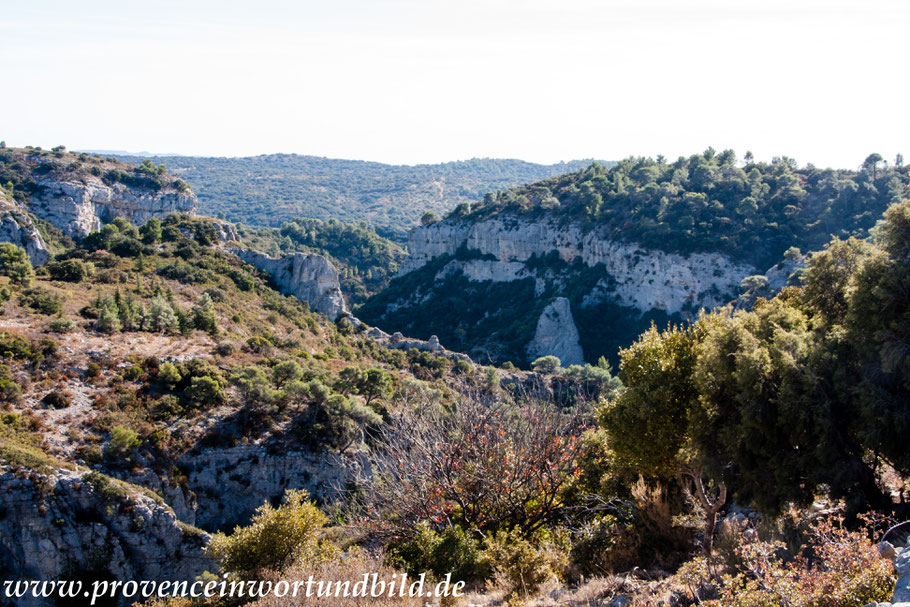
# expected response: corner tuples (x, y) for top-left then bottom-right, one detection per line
(527, 297), (585, 365)
(29, 176), (197, 237)
(403, 217), (756, 316)
(181, 446), (366, 530)
(233, 249), (348, 319)
(0, 466), (211, 606)
(0, 192), (49, 266)
(0, 190), (50, 265)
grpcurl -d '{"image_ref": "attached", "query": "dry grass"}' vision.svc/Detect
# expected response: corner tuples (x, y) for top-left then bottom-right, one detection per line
(249, 553), (427, 607)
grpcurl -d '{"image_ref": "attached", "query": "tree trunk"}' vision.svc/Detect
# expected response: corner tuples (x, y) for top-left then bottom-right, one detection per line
(703, 505), (718, 554)
(683, 466), (727, 554)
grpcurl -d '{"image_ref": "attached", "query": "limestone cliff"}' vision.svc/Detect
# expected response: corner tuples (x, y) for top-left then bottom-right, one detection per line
(0, 190), (49, 265)
(402, 217), (755, 315)
(0, 466), (210, 607)
(29, 176), (197, 237)
(232, 249), (347, 319)
(527, 298), (584, 365)
(362, 214), (762, 365)
(180, 446), (366, 530)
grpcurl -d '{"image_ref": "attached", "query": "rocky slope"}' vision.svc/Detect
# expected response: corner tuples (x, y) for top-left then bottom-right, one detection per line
(232, 249), (347, 319)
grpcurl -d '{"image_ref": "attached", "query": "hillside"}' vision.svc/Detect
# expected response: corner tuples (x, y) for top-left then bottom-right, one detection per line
(113, 153), (608, 233)
(360, 150), (910, 366)
(0, 210), (616, 594)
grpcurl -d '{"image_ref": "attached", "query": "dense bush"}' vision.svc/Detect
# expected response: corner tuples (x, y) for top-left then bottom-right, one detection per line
(602, 198), (910, 532)
(387, 522), (490, 583)
(19, 288), (63, 315)
(0, 364), (21, 401)
(207, 490), (331, 576)
(0, 243), (34, 286)
(47, 259), (92, 282)
(107, 425), (141, 459)
(48, 318), (75, 333)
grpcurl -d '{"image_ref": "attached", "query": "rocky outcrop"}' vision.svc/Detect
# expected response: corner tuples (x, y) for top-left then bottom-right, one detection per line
(213, 220), (240, 243)
(764, 255), (805, 292)
(401, 217), (756, 316)
(0, 191), (50, 265)
(0, 466), (210, 607)
(375, 331), (472, 363)
(232, 249), (347, 319)
(29, 176), (197, 237)
(527, 297), (584, 365)
(894, 546), (910, 604)
(180, 446), (366, 531)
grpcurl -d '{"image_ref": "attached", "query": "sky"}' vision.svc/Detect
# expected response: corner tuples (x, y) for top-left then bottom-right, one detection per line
(1, 0), (907, 168)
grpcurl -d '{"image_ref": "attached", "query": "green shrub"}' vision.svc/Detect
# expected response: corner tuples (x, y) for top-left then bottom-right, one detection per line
(139, 217), (163, 244)
(246, 335), (273, 353)
(157, 361), (182, 389)
(184, 375), (223, 407)
(0, 365), (21, 401)
(84, 470), (131, 503)
(0, 331), (33, 360)
(388, 522), (490, 583)
(531, 355), (561, 374)
(483, 528), (561, 599)
(207, 489), (331, 576)
(107, 425), (141, 458)
(47, 259), (92, 282)
(191, 293), (218, 334)
(0, 243), (34, 286)
(48, 317), (75, 333)
(149, 395), (182, 421)
(19, 288), (63, 315)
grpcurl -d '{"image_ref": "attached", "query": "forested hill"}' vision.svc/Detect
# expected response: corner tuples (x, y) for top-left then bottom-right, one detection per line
(113, 154), (608, 234)
(452, 149), (909, 269)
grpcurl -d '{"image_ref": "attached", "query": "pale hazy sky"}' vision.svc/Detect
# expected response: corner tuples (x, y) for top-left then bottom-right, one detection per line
(1, 0), (907, 167)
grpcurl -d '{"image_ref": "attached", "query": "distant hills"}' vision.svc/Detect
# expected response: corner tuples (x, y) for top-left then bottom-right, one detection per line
(113, 154), (610, 235)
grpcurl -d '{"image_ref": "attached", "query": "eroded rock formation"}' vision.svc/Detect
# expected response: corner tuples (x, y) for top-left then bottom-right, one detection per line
(527, 297), (585, 365)
(232, 249), (347, 319)
(29, 176), (197, 237)
(0, 190), (49, 265)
